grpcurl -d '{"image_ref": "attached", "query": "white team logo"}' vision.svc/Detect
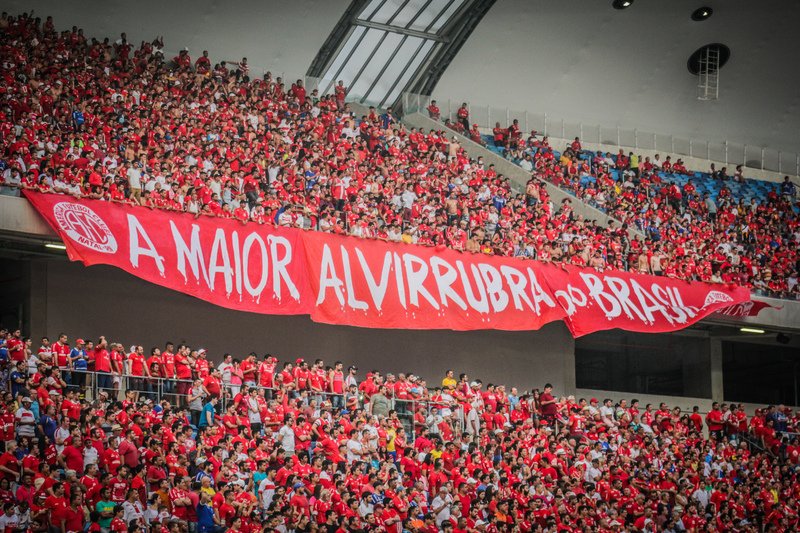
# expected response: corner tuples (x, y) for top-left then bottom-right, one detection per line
(52, 202), (118, 254)
(703, 290), (734, 308)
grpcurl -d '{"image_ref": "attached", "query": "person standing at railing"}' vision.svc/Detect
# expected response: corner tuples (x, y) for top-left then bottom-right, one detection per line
(93, 337), (113, 395)
(217, 354), (234, 393)
(258, 355), (276, 400)
(52, 333), (71, 386)
(69, 339), (88, 392)
(705, 402), (724, 440)
(175, 345), (196, 399)
(161, 342), (177, 399)
(109, 343), (124, 397)
(344, 366), (358, 391)
(188, 379), (208, 427)
(240, 353), (257, 389)
(195, 349), (211, 381)
(127, 346), (148, 400)
(329, 362), (345, 409)
(307, 360), (324, 404)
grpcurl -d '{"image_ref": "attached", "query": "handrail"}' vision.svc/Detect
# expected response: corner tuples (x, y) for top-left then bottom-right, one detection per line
(52, 369), (465, 441)
(13, 368), (797, 447)
(401, 92), (800, 179)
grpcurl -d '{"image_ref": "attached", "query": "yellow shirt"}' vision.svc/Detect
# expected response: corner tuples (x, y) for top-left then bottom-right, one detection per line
(386, 428), (397, 452)
(442, 377), (457, 389)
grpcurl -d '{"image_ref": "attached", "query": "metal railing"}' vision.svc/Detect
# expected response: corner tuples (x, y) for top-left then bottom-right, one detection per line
(32, 368), (463, 441)
(401, 92), (800, 177)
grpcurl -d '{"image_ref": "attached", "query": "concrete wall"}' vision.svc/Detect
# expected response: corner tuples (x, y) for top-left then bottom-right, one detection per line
(0, 193), (56, 239)
(435, 0), (800, 156)
(30, 259), (576, 392)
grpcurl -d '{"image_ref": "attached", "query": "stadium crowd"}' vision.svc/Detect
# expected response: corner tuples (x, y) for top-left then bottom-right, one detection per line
(1, 12), (798, 301)
(434, 107), (800, 299)
(0, 326), (800, 533)
(0, 12), (799, 531)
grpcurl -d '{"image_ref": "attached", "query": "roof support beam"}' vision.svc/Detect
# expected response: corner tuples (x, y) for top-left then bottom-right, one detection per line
(354, 19), (448, 42)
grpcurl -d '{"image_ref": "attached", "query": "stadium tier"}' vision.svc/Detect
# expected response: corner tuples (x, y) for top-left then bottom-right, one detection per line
(0, 9), (798, 533)
(2, 328), (800, 532)
(433, 112), (799, 299)
(1, 12), (797, 306)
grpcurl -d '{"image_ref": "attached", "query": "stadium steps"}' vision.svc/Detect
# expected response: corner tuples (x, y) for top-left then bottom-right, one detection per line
(401, 112), (643, 238)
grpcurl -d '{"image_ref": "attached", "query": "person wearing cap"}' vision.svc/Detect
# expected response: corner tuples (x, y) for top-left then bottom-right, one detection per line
(288, 482), (310, 517)
(15, 397), (36, 439)
(195, 348), (210, 380)
(344, 365), (358, 390)
(69, 338), (88, 390)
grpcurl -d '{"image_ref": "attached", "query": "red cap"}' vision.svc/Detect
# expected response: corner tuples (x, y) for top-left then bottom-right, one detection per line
(590, 398), (598, 403)
(76, 339), (85, 344)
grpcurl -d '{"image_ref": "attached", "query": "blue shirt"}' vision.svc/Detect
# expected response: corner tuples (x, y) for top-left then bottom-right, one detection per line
(198, 402), (215, 428)
(10, 371), (25, 397)
(252, 471), (267, 496)
(40, 415), (57, 441)
(70, 348), (88, 370)
(196, 502), (216, 531)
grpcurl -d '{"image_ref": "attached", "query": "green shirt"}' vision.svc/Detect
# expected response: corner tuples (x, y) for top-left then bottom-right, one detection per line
(96, 500), (116, 528)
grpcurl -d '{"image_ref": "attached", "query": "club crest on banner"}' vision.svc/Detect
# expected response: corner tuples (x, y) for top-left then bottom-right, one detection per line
(703, 290), (734, 308)
(52, 202), (118, 254)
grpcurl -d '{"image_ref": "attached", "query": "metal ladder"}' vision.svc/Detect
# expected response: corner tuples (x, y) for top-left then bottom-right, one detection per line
(697, 45), (720, 100)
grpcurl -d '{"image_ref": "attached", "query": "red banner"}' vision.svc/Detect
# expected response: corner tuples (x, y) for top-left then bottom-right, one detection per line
(25, 192), (751, 336)
(715, 300), (778, 318)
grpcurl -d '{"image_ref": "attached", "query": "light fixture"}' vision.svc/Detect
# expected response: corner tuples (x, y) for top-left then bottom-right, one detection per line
(739, 327), (765, 334)
(45, 243), (67, 250)
(612, 0), (634, 9)
(691, 7), (713, 21)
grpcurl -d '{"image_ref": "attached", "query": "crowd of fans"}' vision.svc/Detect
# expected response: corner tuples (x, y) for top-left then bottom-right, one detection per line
(3, 11), (798, 304)
(0, 9), (799, 533)
(432, 103), (800, 299)
(1, 325), (800, 533)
